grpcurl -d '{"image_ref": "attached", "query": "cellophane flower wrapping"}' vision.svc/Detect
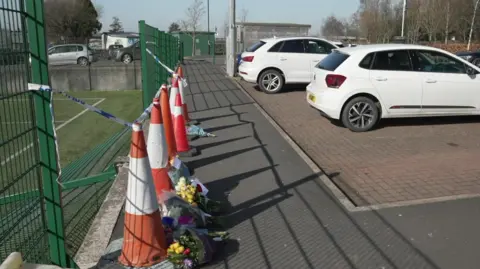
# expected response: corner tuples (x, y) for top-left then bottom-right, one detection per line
(173, 227), (217, 266)
(161, 191), (209, 227)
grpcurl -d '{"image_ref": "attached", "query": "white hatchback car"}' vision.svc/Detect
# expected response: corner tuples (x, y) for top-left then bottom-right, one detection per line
(238, 37), (341, 93)
(306, 44), (480, 132)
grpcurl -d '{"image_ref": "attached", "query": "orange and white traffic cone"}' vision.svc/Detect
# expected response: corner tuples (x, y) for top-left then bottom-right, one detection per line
(118, 123), (168, 267)
(147, 97), (174, 203)
(176, 66), (198, 125)
(160, 84), (177, 161)
(172, 91), (198, 157)
(170, 76), (197, 141)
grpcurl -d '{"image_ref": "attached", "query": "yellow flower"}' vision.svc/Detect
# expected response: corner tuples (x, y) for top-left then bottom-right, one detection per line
(175, 246), (184, 254)
(171, 242), (180, 249)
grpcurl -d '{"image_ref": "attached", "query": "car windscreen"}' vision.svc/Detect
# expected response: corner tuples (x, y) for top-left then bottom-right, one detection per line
(316, 51), (350, 71)
(246, 41), (266, 52)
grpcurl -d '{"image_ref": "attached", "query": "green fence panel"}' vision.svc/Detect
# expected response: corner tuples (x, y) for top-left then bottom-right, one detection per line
(139, 22), (181, 108)
(0, 0), (70, 265)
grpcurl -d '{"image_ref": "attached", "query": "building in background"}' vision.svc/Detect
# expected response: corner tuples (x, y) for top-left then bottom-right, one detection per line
(171, 31), (216, 57)
(236, 22), (311, 53)
(88, 32), (139, 50)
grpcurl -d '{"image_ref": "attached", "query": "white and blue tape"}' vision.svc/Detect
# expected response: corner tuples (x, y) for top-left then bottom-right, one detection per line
(145, 48), (188, 88)
(28, 83), (165, 185)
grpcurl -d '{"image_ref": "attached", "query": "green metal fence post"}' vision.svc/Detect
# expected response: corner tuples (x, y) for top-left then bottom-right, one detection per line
(154, 28), (160, 90)
(139, 20), (149, 109)
(160, 32), (167, 83)
(26, 0), (69, 267)
(213, 36), (216, 65)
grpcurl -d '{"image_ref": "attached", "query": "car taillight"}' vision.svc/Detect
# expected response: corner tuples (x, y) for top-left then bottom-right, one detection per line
(242, 56), (254, 62)
(325, 74), (346, 88)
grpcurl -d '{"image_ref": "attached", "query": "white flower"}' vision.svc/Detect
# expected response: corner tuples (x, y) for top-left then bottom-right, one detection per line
(179, 177), (186, 184)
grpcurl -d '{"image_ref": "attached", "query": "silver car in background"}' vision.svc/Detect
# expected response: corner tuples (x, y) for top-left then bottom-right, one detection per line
(47, 44), (96, 66)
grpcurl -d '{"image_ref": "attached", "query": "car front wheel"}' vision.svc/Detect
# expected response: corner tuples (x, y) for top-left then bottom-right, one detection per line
(341, 96), (379, 132)
(258, 69), (284, 94)
(122, 54), (133, 64)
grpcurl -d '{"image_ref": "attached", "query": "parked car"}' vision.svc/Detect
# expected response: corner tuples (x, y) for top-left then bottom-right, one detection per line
(47, 44), (96, 66)
(306, 44), (480, 132)
(238, 37), (341, 93)
(114, 41), (140, 64)
(108, 44), (124, 60)
(456, 51), (480, 67)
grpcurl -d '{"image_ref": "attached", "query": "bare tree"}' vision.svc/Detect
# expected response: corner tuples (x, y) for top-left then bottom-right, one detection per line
(239, 8), (249, 23)
(109, 16), (123, 33)
(180, 0), (206, 56)
(321, 15), (346, 38)
(468, 0), (480, 49)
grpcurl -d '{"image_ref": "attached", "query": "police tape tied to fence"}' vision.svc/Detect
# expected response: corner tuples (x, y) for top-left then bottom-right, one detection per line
(27, 83), (165, 186)
(26, 50), (188, 185)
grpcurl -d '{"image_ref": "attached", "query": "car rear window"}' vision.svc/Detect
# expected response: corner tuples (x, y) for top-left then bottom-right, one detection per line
(246, 41), (265, 52)
(316, 51), (349, 71)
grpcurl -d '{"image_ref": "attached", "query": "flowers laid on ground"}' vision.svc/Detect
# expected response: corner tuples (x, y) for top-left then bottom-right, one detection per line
(174, 177), (224, 215)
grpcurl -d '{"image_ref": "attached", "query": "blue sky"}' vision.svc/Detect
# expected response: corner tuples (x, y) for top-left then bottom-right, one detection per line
(92, 0), (360, 35)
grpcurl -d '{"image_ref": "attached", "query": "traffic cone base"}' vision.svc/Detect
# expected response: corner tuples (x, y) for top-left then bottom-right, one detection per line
(119, 211), (165, 267)
(118, 123), (168, 267)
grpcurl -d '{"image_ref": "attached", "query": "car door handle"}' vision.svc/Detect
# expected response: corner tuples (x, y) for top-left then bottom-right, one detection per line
(312, 60), (320, 62)
(425, 79), (437, 83)
(280, 57), (287, 61)
(375, 77), (387, 81)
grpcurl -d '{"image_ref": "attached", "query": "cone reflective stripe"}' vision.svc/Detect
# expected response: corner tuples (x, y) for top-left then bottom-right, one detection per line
(176, 66), (191, 122)
(172, 92), (190, 152)
(160, 84), (177, 159)
(147, 98), (173, 200)
(118, 123), (167, 267)
(169, 76), (179, 116)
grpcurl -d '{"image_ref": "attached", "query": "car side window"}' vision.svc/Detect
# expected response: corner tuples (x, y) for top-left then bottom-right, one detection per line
(359, 53), (374, 69)
(410, 50), (466, 74)
(54, 46), (69, 54)
(268, 41), (284, 52)
(305, 40), (336, 54)
(279, 40), (305, 53)
(473, 58), (480, 67)
(77, 46), (84, 51)
(65, 46), (77, 53)
(371, 50), (412, 71)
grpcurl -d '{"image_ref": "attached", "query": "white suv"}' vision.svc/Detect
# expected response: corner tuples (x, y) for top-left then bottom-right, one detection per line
(306, 44), (480, 132)
(238, 37), (341, 94)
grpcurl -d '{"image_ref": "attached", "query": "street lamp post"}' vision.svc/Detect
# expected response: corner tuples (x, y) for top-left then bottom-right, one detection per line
(401, 0), (407, 37)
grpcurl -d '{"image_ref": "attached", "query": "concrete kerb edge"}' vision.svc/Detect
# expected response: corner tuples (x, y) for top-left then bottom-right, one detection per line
(74, 165), (129, 269)
(229, 76), (480, 212)
(227, 77), (358, 211)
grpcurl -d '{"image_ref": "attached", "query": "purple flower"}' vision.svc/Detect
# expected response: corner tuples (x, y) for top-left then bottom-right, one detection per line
(183, 258), (193, 268)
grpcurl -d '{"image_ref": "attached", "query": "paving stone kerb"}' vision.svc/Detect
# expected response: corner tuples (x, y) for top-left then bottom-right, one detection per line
(236, 79), (480, 206)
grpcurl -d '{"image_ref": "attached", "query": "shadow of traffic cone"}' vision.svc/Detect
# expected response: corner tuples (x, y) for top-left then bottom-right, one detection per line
(118, 123), (168, 267)
(160, 84), (177, 161)
(176, 66), (198, 125)
(172, 91), (198, 157)
(147, 97), (173, 204)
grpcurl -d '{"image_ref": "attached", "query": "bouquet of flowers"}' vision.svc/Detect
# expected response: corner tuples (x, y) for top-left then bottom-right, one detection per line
(166, 228), (218, 268)
(162, 191), (209, 227)
(175, 177), (224, 214)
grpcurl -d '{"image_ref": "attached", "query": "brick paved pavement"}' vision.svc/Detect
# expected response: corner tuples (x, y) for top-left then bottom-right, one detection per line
(237, 79), (480, 206)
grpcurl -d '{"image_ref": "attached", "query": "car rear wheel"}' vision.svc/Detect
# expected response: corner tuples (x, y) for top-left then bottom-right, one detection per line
(77, 57), (88, 66)
(122, 54), (133, 64)
(341, 96), (379, 132)
(258, 69), (284, 94)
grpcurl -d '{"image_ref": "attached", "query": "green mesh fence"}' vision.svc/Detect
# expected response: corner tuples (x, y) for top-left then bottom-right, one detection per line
(139, 20), (182, 109)
(0, 0), (53, 265)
